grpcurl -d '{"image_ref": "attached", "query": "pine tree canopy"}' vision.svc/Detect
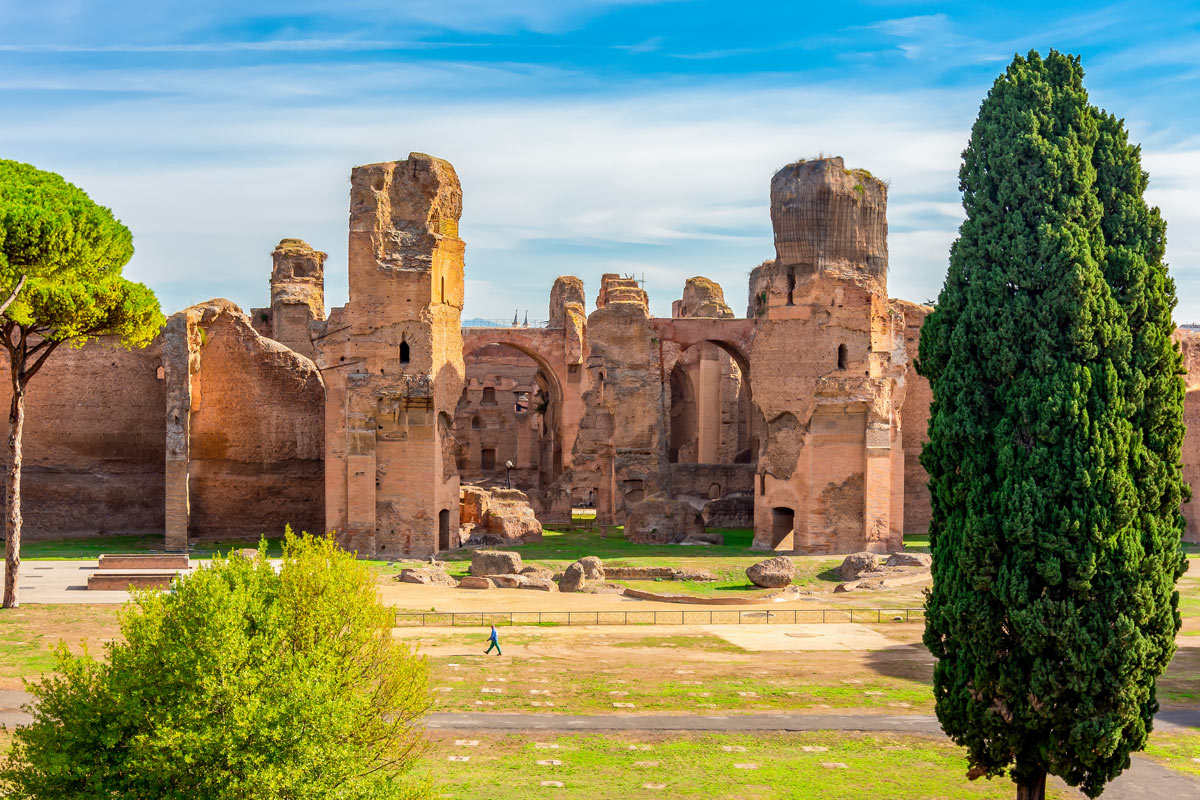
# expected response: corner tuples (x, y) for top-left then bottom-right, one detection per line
(918, 49), (1188, 798)
(0, 159), (163, 348)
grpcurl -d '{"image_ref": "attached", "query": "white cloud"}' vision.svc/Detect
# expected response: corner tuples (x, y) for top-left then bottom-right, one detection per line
(2, 54), (1196, 323)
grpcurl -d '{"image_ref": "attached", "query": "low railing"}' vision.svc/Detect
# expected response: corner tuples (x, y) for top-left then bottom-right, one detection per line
(394, 608), (926, 627)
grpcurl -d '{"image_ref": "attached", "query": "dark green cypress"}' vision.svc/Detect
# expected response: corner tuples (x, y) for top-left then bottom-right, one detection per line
(918, 50), (1184, 798)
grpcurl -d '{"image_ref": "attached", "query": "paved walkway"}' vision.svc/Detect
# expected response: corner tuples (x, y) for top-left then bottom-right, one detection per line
(4, 693), (1196, 797)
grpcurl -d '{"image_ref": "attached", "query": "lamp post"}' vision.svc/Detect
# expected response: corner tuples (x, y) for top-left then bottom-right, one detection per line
(505, 460), (513, 489)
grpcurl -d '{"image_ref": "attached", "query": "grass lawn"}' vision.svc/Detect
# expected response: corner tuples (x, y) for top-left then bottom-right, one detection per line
(0, 604), (121, 689)
(421, 731), (1076, 799)
(1143, 730), (1200, 777)
(19, 535), (287, 560)
(411, 626), (938, 716)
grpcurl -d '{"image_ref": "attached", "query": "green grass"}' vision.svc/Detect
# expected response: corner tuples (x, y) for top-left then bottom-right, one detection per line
(440, 526), (763, 565)
(20, 535), (288, 560)
(607, 634), (745, 652)
(387, 527), (854, 594)
(422, 731), (1076, 799)
(1143, 730), (1200, 777)
(0, 604), (121, 682)
(424, 644), (935, 715)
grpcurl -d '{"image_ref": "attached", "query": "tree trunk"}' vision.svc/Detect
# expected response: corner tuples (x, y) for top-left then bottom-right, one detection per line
(2, 385), (23, 608)
(1016, 769), (1047, 800)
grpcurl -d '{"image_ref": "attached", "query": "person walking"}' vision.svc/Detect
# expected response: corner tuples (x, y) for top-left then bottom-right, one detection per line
(484, 624), (501, 656)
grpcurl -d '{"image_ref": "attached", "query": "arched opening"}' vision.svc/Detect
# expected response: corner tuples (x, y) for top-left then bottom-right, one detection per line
(668, 340), (756, 465)
(471, 415), (481, 430)
(457, 341), (566, 502)
(399, 339), (410, 364)
(837, 343), (847, 371)
(709, 483), (722, 500)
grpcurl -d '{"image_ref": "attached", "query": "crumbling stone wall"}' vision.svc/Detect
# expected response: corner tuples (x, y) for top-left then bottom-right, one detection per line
(251, 238), (327, 360)
(569, 274), (665, 523)
(184, 300), (324, 538)
(892, 299), (933, 536)
(315, 153), (465, 557)
(1168, 329), (1200, 544)
(163, 300), (325, 545)
(748, 158), (906, 555)
(19, 151), (1200, 559)
(0, 339), (165, 538)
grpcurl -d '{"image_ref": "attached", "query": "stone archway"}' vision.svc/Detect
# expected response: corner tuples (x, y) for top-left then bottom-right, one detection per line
(460, 329), (579, 522)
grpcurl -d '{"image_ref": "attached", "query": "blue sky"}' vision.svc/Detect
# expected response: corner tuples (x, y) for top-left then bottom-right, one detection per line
(3, 1), (1199, 321)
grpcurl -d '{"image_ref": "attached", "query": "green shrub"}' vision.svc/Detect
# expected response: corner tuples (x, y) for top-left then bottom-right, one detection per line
(0, 530), (431, 799)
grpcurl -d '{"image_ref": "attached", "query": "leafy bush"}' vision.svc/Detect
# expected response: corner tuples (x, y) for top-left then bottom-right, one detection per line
(0, 530), (431, 799)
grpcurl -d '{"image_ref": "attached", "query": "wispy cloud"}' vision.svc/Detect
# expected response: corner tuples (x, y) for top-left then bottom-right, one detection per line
(1, 0), (1197, 323)
(0, 39), (478, 53)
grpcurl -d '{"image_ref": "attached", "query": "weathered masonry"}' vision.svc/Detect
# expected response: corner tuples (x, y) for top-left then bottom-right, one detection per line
(6, 153), (1200, 554)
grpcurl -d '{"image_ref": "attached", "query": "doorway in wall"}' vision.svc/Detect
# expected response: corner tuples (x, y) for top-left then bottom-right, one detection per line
(438, 509), (450, 551)
(771, 507), (795, 549)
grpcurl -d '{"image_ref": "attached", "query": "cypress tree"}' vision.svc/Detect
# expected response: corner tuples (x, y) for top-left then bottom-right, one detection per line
(918, 50), (1185, 799)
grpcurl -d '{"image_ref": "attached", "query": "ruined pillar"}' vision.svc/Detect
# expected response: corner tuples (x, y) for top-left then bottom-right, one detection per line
(315, 154), (465, 557)
(549, 275), (587, 478)
(569, 274), (665, 524)
(266, 239), (326, 359)
(161, 311), (199, 551)
(748, 157), (906, 554)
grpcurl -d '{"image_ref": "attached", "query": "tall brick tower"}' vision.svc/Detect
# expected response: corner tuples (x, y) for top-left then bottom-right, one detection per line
(316, 153), (465, 557)
(747, 157), (906, 554)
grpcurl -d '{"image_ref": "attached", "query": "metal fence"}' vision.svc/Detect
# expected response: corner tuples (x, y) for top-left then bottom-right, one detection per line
(394, 608), (926, 627)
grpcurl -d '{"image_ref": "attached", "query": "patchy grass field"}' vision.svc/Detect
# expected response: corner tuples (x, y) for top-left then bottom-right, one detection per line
(421, 731), (1077, 800)
(409, 624), (937, 715)
(0, 604), (121, 689)
(1143, 730), (1200, 777)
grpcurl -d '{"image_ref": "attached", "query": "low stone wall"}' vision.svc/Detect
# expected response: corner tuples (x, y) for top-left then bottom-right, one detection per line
(98, 554), (190, 570)
(605, 566), (716, 581)
(621, 585), (803, 605)
(87, 572), (179, 590)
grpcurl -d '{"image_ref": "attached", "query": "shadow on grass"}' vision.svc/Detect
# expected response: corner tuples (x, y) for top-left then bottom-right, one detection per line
(863, 642), (936, 684)
(815, 567), (844, 583)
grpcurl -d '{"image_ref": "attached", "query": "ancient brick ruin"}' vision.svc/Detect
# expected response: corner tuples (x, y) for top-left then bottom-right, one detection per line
(7, 153), (1200, 554)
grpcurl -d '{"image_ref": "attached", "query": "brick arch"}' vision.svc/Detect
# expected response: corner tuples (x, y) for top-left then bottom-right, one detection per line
(461, 329), (566, 403)
(650, 318), (757, 377)
(654, 317), (760, 472)
(460, 327), (579, 484)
